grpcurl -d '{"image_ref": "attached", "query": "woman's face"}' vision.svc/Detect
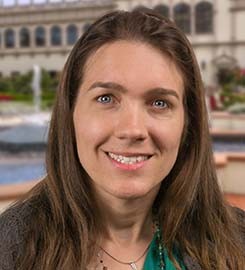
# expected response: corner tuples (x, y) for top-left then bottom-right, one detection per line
(73, 41), (185, 200)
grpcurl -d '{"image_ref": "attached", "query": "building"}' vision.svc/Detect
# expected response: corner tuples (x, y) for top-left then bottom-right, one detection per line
(0, 0), (245, 88)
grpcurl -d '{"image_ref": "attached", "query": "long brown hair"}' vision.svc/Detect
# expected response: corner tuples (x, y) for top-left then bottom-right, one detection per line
(15, 10), (244, 269)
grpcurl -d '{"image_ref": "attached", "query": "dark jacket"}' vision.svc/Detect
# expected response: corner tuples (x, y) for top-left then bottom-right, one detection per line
(0, 201), (244, 270)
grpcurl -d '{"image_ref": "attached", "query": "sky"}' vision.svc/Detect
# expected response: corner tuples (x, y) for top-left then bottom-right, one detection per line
(1, 0), (79, 6)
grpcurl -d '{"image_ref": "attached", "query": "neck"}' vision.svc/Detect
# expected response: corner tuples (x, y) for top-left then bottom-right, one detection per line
(90, 190), (159, 270)
(95, 190), (158, 246)
(107, 208), (153, 246)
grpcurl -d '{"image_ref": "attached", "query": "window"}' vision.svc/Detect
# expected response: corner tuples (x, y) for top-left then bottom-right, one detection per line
(11, 71), (20, 77)
(35, 26), (46, 47)
(201, 60), (206, 71)
(174, 3), (191, 34)
(4, 29), (15, 48)
(195, 1), (213, 34)
(154, 4), (169, 18)
(67, 25), (78, 45)
(20, 27), (30, 47)
(51, 26), (62, 46)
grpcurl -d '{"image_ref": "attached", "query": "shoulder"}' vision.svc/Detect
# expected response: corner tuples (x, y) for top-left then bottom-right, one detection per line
(233, 206), (245, 221)
(0, 200), (35, 270)
(182, 253), (201, 270)
(233, 207), (245, 246)
(183, 207), (245, 270)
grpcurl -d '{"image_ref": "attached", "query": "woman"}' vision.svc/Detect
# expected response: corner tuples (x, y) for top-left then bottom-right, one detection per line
(0, 10), (244, 270)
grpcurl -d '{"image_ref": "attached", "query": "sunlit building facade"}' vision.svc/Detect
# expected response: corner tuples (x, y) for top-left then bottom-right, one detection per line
(0, 0), (245, 88)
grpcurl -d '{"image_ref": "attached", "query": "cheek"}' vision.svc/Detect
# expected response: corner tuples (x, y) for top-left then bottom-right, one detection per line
(157, 119), (184, 151)
(74, 112), (109, 150)
(166, 134), (182, 153)
(172, 112), (185, 144)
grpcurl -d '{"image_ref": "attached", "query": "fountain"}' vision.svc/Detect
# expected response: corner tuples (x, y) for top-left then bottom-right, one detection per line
(32, 64), (41, 113)
(0, 64), (50, 153)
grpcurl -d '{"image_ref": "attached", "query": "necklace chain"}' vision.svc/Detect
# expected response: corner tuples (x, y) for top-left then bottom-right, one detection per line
(100, 241), (151, 269)
(97, 219), (165, 270)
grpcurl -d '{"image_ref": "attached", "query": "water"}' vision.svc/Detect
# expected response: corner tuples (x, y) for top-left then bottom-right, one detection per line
(0, 160), (46, 184)
(0, 118), (48, 184)
(0, 124), (48, 144)
(213, 141), (245, 152)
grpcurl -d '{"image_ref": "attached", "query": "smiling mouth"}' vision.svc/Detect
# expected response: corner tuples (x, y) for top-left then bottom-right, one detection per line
(107, 152), (152, 165)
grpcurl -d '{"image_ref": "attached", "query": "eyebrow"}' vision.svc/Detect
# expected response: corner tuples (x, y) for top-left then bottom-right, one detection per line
(87, 81), (180, 100)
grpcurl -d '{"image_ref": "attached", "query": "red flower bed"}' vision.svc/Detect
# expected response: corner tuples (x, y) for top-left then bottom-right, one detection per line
(0, 94), (14, 101)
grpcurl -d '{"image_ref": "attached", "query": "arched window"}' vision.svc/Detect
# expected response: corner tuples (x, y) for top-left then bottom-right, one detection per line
(4, 29), (15, 48)
(174, 3), (191, 34)
(83, 23), (91, 33)
(35, 26), (46, 47)
(67, 24), (78, 45)
(195, 1), (213, 34)
(51, 25), (62, 46)
(154, 4), (169, 18)
(20, 27), (30, 47)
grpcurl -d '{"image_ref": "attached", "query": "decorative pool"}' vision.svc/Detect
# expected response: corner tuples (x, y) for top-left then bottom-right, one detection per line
(0, 160), (46, 185)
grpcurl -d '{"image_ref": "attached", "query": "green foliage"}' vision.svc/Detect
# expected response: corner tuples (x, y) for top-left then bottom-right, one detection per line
(41, 69), (59, 93)
(221, 83), (245, 108)
(0, 72), (32, 94)
(217, 68), (234, 86)
(41, 70), (58, 108)
(41, 91), (56, 109)
(0, 77), (13, 93)
(12, 72), (33, 94)
(0, 70), (58, 107)
(218, 67), (245, 108)
(217, 67), (245, 87)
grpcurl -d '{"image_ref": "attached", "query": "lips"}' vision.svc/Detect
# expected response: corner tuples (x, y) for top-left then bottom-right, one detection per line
(107, 152), (152, 165)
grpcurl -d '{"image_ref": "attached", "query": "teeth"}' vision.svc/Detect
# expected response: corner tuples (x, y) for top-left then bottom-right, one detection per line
(108, 152), (149, 164)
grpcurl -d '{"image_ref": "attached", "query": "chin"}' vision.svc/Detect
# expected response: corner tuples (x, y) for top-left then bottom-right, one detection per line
(111, 185), (154, 200)
(114, 192), (146, 200)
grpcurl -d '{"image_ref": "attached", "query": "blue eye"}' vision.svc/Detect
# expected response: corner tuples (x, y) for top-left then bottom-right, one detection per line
(153, 100), (168, 108)
(97, 95), (112, 104)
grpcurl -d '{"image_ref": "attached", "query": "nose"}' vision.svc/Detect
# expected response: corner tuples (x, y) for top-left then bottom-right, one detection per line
(114, 104), (148, 142)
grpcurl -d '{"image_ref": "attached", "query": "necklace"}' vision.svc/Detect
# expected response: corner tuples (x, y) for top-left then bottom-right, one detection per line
(155, 219), (165, 270)
(99, 241), (151, 270)
(97, 219), (165, 270)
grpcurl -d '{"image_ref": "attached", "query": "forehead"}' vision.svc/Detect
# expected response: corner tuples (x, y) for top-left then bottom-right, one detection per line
(82, 40), (184, 96)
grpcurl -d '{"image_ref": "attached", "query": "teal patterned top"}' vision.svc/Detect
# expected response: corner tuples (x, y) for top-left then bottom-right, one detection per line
(143, 233), (186, 270)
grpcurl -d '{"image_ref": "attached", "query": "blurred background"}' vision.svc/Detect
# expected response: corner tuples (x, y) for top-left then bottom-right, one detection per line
(0, 0), (245, 211)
